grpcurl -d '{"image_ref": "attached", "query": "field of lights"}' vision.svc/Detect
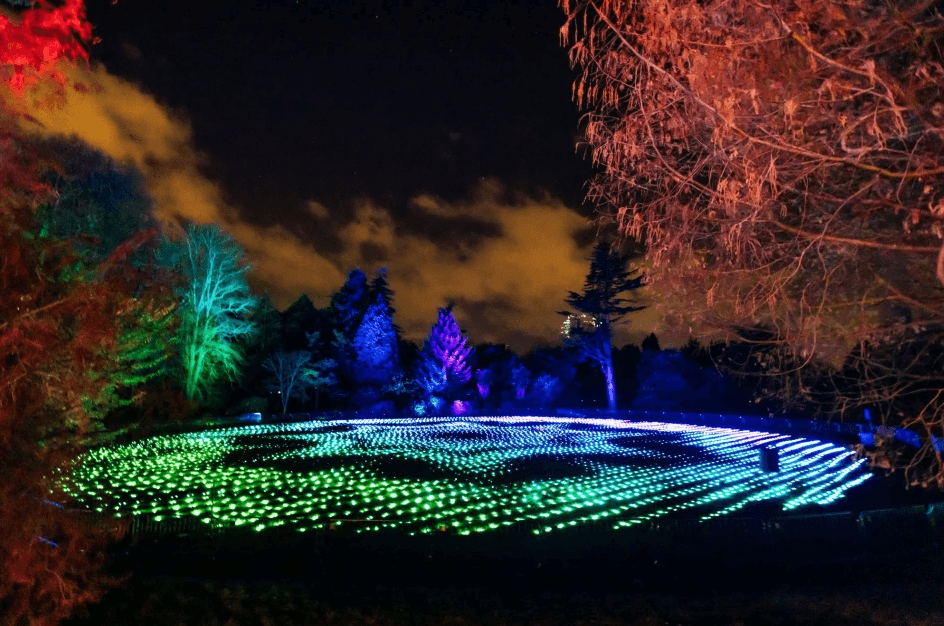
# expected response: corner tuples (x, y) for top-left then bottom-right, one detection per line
(65, 416), (873, 535)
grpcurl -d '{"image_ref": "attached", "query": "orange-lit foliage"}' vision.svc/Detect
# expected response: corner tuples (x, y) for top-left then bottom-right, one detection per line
(562, 0), (944, 483)
(0, 0), (93, 95)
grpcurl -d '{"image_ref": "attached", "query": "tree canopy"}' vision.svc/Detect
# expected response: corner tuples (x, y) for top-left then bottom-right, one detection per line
(562, 0), (944, 481)
(176, 224), (257, 403)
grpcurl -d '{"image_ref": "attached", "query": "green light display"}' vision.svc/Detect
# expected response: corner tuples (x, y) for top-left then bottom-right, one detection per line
(63, 416), (872, 535)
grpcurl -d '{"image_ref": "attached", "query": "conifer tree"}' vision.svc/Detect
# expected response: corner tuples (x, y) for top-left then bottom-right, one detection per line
(415, 306), (474, 401)
(329, 268), (369, 340)
(353, 292), (400, 386)
(328, 269), (369, 392)
(562, 241), (645, 410)
(367, 267), (396, 318)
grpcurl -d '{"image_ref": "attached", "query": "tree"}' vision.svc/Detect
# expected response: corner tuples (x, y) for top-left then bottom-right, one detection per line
(330, 268), (369, 340)
(27, 137), (157, 267)
(530, 373), (562, 408)
(510, 362), (531, 401)
(641, 333), (660, 353)
(327, 269), (370, 393)
(279, 294), (318, 351)
(352, 292), (400, 387)
(29, 139), (179, 416)
(263, 349), (336, 415)
(561, 0), (944, 482)
(0, 0), (92, 97)
(0, 129), (155, 626)
(633, 350), (726, 412)
(561, 241), (645, 409)
(367, 267), (396, 319)
(415, 306), (475, 407)
(475, 367), (494, 402)
(176, 224), (257, 404)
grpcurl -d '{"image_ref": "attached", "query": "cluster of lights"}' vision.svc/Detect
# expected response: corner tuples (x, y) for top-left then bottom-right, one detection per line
(560, 313), (600, 337)
(63, 416), (872, 535)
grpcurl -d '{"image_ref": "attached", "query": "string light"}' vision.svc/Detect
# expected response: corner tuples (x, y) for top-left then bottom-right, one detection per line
(63, 416), (870, 535)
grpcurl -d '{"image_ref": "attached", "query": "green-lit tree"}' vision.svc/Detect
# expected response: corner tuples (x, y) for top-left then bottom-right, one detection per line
(176, 224), (257, 403)
(561, 242), (645, 410)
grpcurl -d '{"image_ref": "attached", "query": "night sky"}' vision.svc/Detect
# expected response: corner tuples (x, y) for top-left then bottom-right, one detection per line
(19, 0), (665, 350)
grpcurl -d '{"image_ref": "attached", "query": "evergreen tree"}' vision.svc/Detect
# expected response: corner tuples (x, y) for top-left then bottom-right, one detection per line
(562, 241), (645, 410)
(367, 267), (402, 340)
(352, 292), (400, 386)
(329, 268), (369, 340)
(328, 269), (369, 395)
(280, 293), (318, 350)
(641, 333), (661, 353)
(367, 267), (396, 319)
(415, 306), (474, 403)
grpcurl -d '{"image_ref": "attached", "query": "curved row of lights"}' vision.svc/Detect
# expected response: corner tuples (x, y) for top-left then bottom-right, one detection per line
(63, 416), (872, 535)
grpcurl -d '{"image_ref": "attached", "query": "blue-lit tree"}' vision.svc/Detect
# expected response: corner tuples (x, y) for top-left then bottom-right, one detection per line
(510, 362), (531, 401)
(330, 268), (369, 340)
(353, 292), (400, 387)
(367, 267), (396, 319)
(327, 268), (370, 399)
(529, 373), (562, 408)
(561, 241), (645, 410)
(475, 367), (494, 402)
(415, 306), (474, 412)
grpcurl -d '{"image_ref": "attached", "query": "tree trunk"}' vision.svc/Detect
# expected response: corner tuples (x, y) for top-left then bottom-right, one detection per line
(602, 337), (616, 410)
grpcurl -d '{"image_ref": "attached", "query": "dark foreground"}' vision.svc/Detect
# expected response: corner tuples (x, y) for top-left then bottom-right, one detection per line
(66, 516), (944, 626)
(69, 567), (944, 626)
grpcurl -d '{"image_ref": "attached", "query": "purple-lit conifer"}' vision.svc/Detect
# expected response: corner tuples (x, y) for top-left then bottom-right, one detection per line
(415, 306), (474, 402)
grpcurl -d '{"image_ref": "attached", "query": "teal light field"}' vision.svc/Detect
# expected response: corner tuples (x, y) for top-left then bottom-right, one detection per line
(65, 416), (873, 535)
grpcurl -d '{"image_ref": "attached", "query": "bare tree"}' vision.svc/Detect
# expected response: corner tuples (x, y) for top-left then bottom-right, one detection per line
(561, 0), (944, 482)
(263, 349), (336, 415)
(177, 224), (256, 403)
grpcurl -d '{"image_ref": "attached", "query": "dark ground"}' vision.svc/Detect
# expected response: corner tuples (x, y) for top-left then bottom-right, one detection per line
(66, 504), (944, 626)
(68, 550), (944, 626)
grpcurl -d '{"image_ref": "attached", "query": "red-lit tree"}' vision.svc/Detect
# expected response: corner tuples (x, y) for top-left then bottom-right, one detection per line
(0, 128), (164, 625)
(0, 0), (94, 98)
(561, 0), (944, 482)
(0, 5), (154, 620)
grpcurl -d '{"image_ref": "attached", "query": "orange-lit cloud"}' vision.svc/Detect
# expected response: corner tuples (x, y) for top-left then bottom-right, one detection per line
(334, 184), (593, 348)
(16, 63), (347, 301)
(14, 63), (667, 351)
